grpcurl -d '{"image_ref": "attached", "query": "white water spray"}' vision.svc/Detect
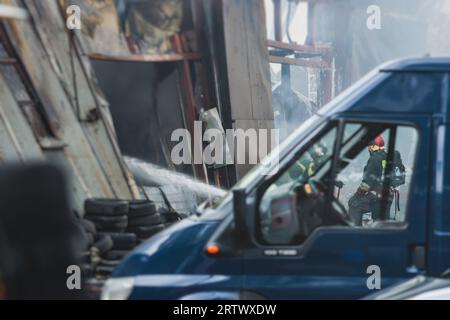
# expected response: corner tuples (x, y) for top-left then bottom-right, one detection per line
(124, 157), (226, 199)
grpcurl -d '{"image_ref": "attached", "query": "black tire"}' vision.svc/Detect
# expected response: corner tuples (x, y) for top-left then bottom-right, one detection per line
(97, 232), (136, 250)
(80, 219), (96, 234)
(128, 213), (163, 227)
(157, 206), (169, 214)
(159, 208), (181, 223)
(85, 198), (129, 216)
(96, 265), (115, 276)
(102, 250), (130, 261)
(92, 235), (114, 255)
(85, 214), (127, 224)
(97, 223), (127, 233)
(86, 215), (128, 232)
(99, 259), (121, 267)
(128, 224), (165, 239)
(128, 199), (157, 218)
(81, 263), (94, 277)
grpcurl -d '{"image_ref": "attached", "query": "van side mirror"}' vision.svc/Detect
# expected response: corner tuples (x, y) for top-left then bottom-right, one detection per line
(233, 188), (248, 242)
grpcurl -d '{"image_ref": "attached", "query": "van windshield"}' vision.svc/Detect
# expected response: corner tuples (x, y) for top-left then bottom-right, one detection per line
(199, 68), (385, 219)
(199, 114), (325, 218)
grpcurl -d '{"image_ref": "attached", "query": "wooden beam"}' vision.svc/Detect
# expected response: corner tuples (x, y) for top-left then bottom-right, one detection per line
(267, 39), (331, 55)
(0, 4), (28, 20)
(222, 0), (274, 178)
(88, 52), (201, 63)
(269, 55), (330, 69)
(222, 0), (273, 121)
(0, 57), (17, 64)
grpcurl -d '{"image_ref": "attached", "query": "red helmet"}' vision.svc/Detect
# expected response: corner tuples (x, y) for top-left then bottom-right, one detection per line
(369, 135), (385, 147)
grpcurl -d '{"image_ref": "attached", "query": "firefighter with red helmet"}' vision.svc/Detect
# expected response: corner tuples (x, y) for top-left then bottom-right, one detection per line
(348, 135), (394, 226)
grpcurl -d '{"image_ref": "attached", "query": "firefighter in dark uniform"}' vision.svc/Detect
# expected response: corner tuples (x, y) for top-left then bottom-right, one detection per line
(288, 142), (344, 194)
(348, 136), (393, 226)
(289, 142), (328, 181)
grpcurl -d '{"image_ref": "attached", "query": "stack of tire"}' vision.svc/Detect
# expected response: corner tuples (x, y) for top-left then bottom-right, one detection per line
(77, 197), (183, 282)
(83, 199), (136, 278)
(126, 200), (172, 243)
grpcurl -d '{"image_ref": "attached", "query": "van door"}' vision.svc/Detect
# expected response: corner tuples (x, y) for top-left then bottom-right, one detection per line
(242, 115), (429, 299)
(428, 121), (450, 276)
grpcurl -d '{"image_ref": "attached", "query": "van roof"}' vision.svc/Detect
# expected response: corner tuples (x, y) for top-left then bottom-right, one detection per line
(381, 57), (450, 72)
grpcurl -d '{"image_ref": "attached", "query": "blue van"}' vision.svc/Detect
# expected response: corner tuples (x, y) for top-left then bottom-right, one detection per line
(102, 58), (450, 300)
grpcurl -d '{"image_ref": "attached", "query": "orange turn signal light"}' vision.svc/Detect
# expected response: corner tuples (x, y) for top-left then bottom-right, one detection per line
(304, 184), (312, 194)
(206, 245), (220, 255)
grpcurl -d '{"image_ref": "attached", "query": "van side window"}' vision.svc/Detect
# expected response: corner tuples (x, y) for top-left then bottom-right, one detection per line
(257, 122), (418, 245)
